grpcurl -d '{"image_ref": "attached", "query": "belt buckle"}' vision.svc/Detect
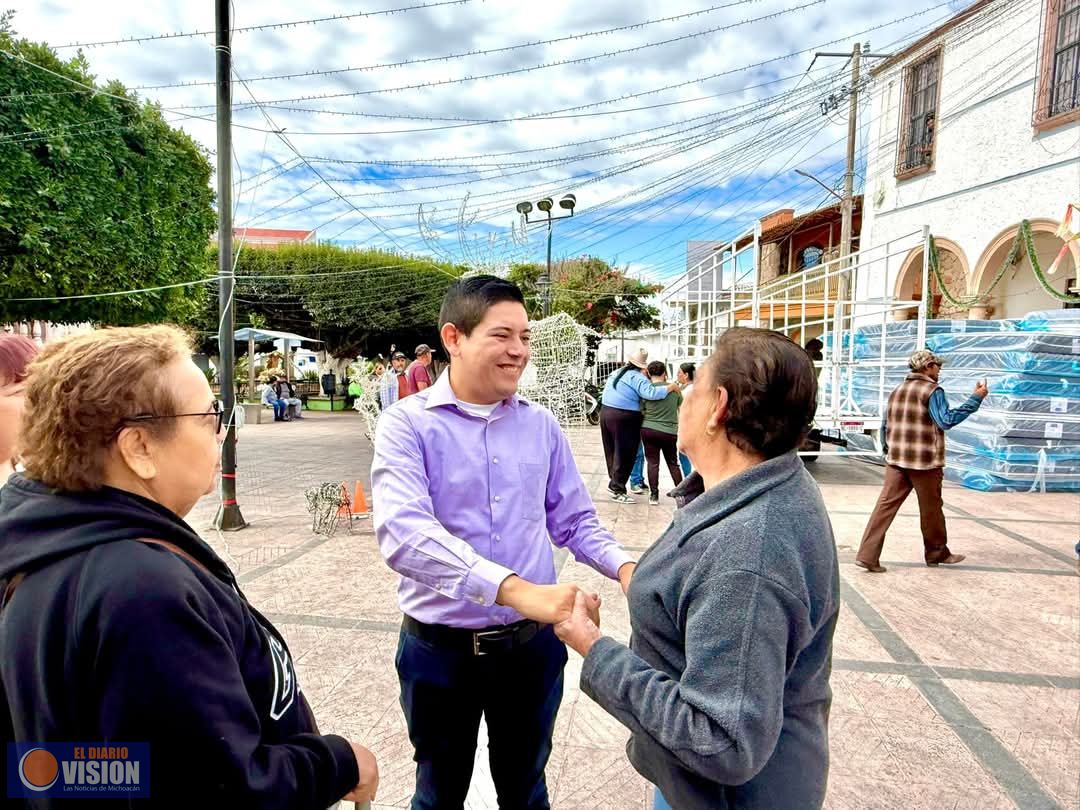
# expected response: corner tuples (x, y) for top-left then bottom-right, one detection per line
(472, 628), (507, 656)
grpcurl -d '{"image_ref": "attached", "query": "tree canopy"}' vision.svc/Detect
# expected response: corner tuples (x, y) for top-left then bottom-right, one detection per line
(509, 256), (661, 334)
(188, 244), (463, 362)
(0, 15), (216, 325)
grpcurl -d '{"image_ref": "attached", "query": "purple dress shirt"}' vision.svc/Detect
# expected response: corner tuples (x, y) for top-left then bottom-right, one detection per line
(372, 370), (633, 629)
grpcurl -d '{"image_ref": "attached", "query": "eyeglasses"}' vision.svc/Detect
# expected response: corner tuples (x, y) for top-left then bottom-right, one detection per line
(115, 400), (224, 437)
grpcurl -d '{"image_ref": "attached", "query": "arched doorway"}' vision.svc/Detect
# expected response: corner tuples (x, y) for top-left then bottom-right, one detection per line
(972, 220), (1080, 319)
(893, 238), (970, 319)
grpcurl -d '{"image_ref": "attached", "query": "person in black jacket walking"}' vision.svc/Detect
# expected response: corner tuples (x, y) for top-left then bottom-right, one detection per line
(0, 325), (377, 808)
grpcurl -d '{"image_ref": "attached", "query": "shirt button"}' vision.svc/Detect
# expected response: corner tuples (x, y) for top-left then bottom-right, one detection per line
(434, 583), (443, 592)
(493, 457), (500, 464)
(494, 534), (502, 542)
(472, 595), (484, 605)
(493, 495), (502, 503)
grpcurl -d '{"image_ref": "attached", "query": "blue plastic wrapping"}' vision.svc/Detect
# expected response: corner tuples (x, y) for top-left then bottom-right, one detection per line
(961, 409), (1080, 440)
(827, 311), (1080, 492)
(1017, 309), (1080, 333)
(944, 465), (1080, 492)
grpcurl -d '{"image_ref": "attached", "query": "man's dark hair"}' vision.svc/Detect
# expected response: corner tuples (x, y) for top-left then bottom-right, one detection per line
(702, 328), (817, 459)
(646, 360), (667, 377)
(438, 275), (526, 337)
(679, 362), (695, 381)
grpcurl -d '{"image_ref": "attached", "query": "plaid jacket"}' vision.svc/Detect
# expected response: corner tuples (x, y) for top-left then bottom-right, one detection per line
(885, 373), (945, 470)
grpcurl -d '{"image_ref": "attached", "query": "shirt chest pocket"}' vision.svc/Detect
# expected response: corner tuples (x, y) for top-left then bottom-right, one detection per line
(518, 462), (547, 522)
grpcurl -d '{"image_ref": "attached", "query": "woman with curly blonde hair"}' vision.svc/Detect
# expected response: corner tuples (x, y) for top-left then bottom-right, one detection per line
(0, 325), (378, 807)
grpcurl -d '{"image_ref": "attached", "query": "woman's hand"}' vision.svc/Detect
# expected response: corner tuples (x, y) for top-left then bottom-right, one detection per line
(342, 742), (379, 804)
(554, 591), (603, 657)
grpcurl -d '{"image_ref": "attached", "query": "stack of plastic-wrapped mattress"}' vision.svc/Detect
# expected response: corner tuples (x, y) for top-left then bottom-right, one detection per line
(823, 309), (1080, 492)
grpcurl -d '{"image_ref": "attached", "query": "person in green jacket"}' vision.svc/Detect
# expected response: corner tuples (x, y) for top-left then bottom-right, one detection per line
(640, 361), (683, 505)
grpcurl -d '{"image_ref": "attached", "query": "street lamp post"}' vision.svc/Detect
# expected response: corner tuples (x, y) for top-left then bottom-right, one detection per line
(516, 194), (576, 317)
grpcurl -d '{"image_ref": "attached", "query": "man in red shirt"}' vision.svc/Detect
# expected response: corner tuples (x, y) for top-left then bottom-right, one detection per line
(404, 344), (434, 396)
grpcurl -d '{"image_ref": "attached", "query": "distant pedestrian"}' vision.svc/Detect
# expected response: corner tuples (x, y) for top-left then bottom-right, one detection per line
(347, 377), (363, 410)
(856, 350), (987, 573)
(261, 375), (288, 421)
(380, 352), (409, 410)
(600, 350), (678, 503)
(676, 362), (696, 477)
(275, 377), (303, 419)
(640, 361), (683, 505)
(404, 344), (434, 396)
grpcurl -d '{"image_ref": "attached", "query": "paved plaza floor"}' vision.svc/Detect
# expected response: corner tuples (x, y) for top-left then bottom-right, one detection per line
(187, 411), (1079, 810)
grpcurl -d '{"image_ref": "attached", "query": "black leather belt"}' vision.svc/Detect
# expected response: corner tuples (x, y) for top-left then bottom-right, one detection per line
(402, 615), (541, 656)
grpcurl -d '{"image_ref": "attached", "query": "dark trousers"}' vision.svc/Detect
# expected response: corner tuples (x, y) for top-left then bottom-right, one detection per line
(396, 625), (568, 810)
(857, 465), (952, 566)
(641, 427), (682, 497)
(600, 406), (644, 495)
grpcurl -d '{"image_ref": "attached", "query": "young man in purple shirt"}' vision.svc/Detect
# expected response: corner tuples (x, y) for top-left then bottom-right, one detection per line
(372, 276), (635, 809)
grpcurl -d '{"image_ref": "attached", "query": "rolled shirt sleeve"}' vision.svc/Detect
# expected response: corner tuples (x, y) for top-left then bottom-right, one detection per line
(372, 406), (515, 607)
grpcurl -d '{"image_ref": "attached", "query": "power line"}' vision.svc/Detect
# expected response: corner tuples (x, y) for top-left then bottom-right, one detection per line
(0, 47), (276, 134)
(129, 0), (770, 91)
(173, 0), (955, 117)
(52, 0), (478, 50)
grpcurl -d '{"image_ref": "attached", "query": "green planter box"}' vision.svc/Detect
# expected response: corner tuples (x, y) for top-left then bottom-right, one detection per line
(306, 396), (347, 412)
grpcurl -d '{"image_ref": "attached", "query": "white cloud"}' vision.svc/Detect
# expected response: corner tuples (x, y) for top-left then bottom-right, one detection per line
(9, 0), (971, 276)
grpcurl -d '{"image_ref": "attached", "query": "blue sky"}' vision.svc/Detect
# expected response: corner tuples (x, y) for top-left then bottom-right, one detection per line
(12, 0), (977, 281)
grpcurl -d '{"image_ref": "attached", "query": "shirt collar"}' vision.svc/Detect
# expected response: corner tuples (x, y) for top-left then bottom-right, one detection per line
(423, 367), (527, 412)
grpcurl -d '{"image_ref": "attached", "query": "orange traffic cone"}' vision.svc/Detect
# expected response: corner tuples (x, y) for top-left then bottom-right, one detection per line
(336, 482), (352, 518)
(352, 481), (370, 519)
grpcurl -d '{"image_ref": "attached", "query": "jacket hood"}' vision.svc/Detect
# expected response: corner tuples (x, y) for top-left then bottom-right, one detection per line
(0, 473), (233, 583)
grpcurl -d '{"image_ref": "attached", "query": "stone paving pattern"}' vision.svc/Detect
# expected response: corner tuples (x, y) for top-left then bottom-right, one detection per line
(187, 412), (1080, 809)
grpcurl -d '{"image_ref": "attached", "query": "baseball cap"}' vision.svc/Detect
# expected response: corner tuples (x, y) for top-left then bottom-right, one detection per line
(415, 344), (433, 357)
(392, 351), (407, 360)
(909, 349), (943, 371)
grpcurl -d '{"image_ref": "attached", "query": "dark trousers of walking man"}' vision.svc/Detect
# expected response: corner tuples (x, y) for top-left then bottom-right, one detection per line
(857, 465), (951, 566)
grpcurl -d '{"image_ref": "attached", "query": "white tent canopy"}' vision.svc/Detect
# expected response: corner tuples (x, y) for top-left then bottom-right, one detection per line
(230, 328), (321, 344)
(224, 329), (323, 391)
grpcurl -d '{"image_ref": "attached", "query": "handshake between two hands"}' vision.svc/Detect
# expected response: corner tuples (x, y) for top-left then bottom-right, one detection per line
(496, 562), (635, 657)
(339, 564), (636, 805)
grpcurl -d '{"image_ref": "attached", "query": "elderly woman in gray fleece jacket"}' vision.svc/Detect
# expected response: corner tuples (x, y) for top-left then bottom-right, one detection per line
(556, 328), (839, 810)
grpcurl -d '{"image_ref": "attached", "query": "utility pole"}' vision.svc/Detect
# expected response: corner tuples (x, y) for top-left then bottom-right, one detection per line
(840, 42), (860, 264)
(543, 216), (553, 318)
(214, 0), (246, 531)
(813, 43), (890, 262)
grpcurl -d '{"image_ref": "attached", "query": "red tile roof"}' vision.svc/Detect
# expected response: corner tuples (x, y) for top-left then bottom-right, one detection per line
(233, 228), (315, 240)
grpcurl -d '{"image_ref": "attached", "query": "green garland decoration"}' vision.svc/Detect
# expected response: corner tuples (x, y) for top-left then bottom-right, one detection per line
(928, 220), (1080, 309)
(1020, 220), (1080, 304)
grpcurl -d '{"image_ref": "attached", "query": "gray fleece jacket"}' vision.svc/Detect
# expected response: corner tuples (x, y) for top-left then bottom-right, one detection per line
(581, 451), (839, 810)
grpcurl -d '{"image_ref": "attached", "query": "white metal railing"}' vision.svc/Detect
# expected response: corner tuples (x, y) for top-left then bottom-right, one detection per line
(752, 227), (929, 432)
(658, 229), (757, 365)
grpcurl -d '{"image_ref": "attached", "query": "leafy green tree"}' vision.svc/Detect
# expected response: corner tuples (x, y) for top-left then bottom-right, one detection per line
(509, 256), (661, 333)
(0, 16), (216, 325)
(188, 244), (462, 369)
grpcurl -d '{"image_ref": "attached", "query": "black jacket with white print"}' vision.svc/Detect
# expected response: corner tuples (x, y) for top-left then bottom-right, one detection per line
(0, 474), (358, 808)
